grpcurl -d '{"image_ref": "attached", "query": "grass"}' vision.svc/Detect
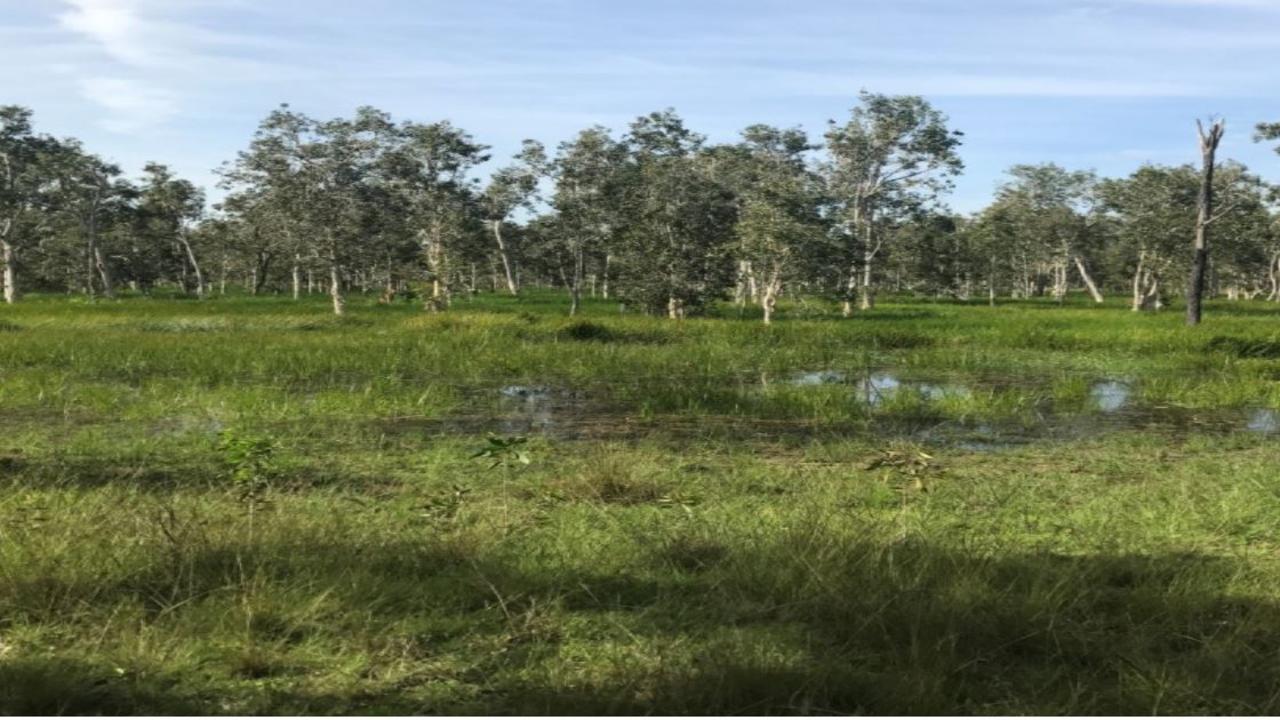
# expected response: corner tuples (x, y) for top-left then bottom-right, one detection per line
(2, 289), (1280, 713)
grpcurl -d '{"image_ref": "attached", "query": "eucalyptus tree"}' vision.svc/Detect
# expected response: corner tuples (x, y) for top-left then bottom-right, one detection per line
(1098, 165), (1197, 310)
(137, 163), (206, 296)
(885, 211), (971, 298)
(1258, 122), (1280, 154)
(966, 207), (1019, 305)
(721, 124), (826, 323)
(220, 105), (322, 301)
(385, 120), (488, 311)
(550, 126), (626, 314)
(1199, 162), (1274, 300)
(991, 164), (1103, 303)
(481, 140), (546, 295)
(824, 92), (963, 313)
(0, 106), (63, 303)
(614, 110), (737, 318)
(222, 105), (397, 314)
(42, 143), (138, 298)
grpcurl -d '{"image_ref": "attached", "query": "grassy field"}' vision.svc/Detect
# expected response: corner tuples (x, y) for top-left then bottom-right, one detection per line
(2, 290), (1280, 714)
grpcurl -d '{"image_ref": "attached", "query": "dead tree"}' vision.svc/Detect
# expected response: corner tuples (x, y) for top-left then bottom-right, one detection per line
(1186, 118), (1224, 326)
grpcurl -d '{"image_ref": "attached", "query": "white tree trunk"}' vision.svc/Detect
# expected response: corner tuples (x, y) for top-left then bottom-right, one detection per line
(328, 242), (345, 316)
(1074, 256), (1103, 303)
(1, 239), (16, 304)
(491, 220), (518, 295)
(178, 230), (204, 298)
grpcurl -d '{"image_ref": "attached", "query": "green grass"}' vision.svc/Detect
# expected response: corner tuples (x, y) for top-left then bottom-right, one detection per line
(2, 289), (1280, 713)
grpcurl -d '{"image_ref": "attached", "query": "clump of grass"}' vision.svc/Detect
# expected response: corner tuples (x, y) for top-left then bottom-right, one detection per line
(557, 320), (616, 342)
(546, 452), (671, 504)
(659, 534), (730, 572)
(1206, 335), (1280, 359)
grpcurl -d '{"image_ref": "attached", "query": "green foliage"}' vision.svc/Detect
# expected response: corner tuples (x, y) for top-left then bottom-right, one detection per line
(218, 429), (278, 503)
(471, 435), (532, 470)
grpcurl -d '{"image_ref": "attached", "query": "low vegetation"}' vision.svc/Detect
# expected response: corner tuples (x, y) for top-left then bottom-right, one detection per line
(2, 291), (1279, 713)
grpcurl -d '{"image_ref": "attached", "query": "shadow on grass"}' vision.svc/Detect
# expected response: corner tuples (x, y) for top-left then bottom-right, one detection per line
(6, 530), (1280, 714)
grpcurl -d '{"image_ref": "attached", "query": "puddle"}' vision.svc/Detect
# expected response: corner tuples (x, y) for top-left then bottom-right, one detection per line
(1247, 409), (1279, 434)
(860, 372), (900, 404)
(497, 385), (558, 433)
(499, 385), (551, 400)
(374, 373), (1280, 449)
(1091, 381), (1131, 413)
(788, 370), (845, 386)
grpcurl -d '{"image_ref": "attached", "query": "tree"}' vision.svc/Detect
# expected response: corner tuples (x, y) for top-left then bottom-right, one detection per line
(385, 120), (489, 310)
(722, 125), (826, 323)
(550, 127), (626, 315)
(1257, 122), (1280, 153)
(1098, 165), (1197, 310)
(222, 105), (399, 314)
(0, 106), (62, 303)
(138, 163), (206, 296)
(824, 92), (963, 313)
(613, 110), (737, 318)
(991, 164), (1103, 303)
(1187, 119), (1225, 326)
(481, 140), (546, 295)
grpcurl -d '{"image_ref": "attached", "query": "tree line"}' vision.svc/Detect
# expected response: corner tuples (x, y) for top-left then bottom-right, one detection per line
(3, 95), (1278, 324)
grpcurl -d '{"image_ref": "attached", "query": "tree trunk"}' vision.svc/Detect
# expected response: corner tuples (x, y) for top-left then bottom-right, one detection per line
(178, 230), (205, 298)
(601, 253), (610, 300)
(491, 220), (518, 295)
(1074, 256), (1103, 303)
(761, 271), (781, 325)
(568, 246), (584, 316)
(859, 244), (876, 310)
(1, 239), (16, 304)
(328, 241), (345, 316)
(842, 263), (857, 317)
(92, 246), (114, 299)
(292, 255), (302, 300)
(1131, 252), (1145, 311)
(1186, 119), (1224, 327)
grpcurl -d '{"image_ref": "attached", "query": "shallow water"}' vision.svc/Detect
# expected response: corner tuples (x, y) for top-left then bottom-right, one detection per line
(1091, 381), (1131, 413)
(1247, 409), (1279, 435)
(382, 372), (1280, 448)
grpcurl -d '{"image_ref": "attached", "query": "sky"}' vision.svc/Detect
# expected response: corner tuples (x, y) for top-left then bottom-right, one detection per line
(2, 0), (1278, 212)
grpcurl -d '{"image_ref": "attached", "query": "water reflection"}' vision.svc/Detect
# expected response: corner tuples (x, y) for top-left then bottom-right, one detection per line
(1090, 381), (1131, 413)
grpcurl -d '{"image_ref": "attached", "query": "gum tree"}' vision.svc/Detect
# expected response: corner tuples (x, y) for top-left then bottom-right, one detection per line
(481, 140), (546, 296)
(722, 124), (826, 323)
(614, 110), (737, 319)
(385, 120), (488, 311)
(992, 164), (1103, 303)
(550, 126), (626, 315)
(825, 92), (963, 313)
(0, 106), (61, 303)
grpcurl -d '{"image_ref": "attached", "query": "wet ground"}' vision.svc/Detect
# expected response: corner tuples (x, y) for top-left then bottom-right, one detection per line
(376, 371), (1279, 449)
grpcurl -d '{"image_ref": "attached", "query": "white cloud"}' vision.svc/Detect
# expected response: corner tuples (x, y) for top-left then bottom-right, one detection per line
(57, 0), (151, 66)
(78, 76), (178, 132)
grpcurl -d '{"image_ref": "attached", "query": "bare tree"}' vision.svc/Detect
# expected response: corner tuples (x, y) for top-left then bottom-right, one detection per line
(1186, 118), (1225, 327)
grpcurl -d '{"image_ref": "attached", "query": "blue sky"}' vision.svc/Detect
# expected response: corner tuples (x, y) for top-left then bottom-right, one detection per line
(3, 0), (1278, 211)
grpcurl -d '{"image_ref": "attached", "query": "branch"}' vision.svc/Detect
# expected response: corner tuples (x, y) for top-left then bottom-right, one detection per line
(1204, 198), (1243, 227)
